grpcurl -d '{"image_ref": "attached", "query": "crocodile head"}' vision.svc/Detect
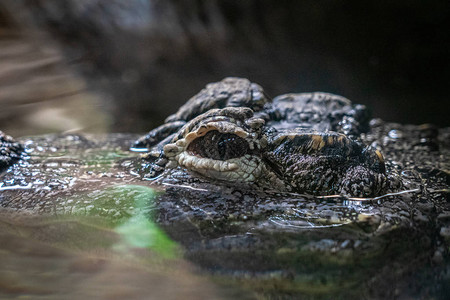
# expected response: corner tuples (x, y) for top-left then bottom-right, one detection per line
(159, 106), (386, 196)
(135, 77), (387, 197)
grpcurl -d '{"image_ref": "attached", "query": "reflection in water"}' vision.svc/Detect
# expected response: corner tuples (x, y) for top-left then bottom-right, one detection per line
(0, 184), (239, 299)
(112, 185), (178, 259)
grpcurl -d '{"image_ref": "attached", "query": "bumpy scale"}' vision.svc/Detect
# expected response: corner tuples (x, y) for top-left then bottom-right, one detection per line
(135, 77), (387, 197)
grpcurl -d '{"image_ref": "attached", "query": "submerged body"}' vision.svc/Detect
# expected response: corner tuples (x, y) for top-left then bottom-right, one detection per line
(136, 78), (386, 196)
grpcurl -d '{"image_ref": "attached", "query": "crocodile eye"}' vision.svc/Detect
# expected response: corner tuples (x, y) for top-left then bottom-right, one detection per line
(187, 130), (249, 160)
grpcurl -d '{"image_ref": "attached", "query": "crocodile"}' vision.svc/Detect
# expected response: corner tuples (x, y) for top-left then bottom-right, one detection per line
(0, 78), (449, 299)
(134, 77), (387, 197)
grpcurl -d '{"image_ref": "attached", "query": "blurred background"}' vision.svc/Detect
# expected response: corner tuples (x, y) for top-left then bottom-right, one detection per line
(1, 0), (449, 136)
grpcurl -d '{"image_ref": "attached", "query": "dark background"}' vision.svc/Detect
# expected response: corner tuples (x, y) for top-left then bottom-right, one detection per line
(1, 0), (449, 133)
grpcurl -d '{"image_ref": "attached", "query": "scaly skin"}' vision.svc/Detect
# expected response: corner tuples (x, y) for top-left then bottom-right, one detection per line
(136, 78), (386, 196)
